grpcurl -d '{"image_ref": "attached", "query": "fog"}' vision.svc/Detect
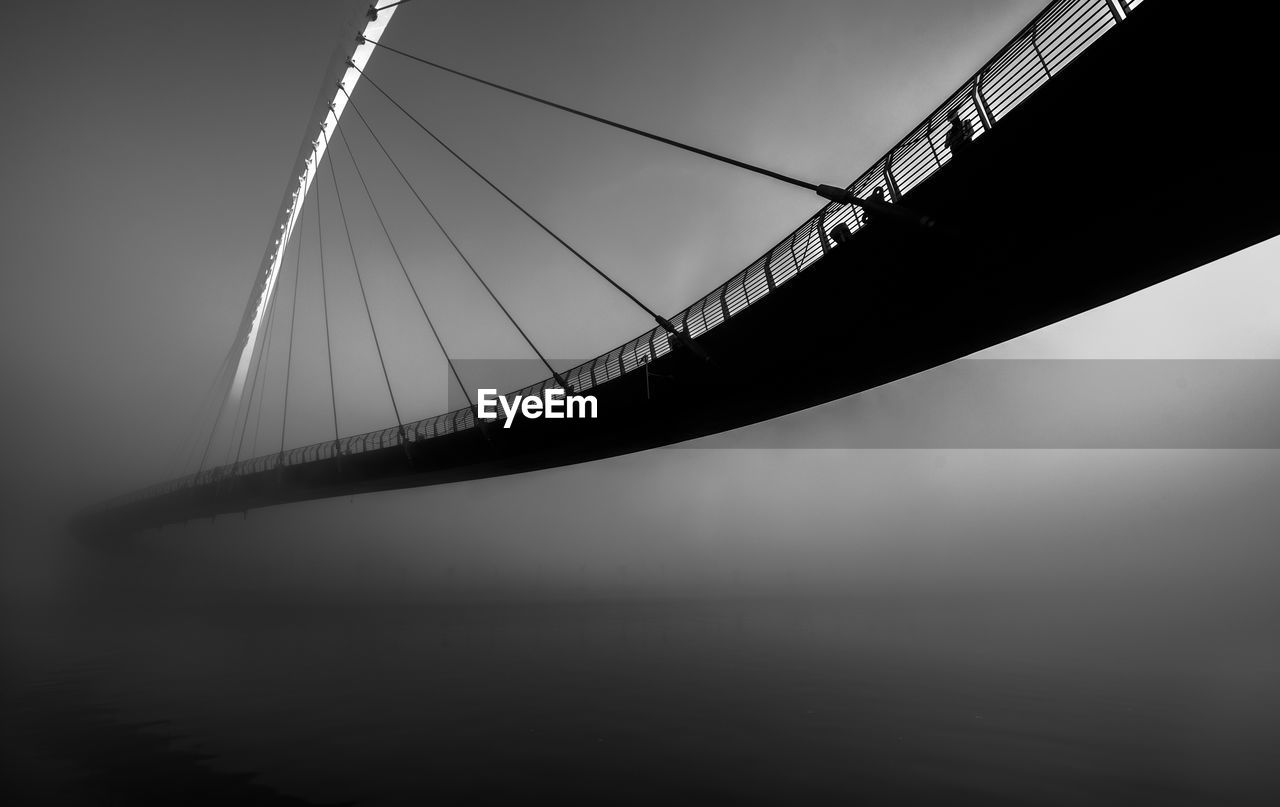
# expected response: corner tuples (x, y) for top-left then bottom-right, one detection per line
(2, 0), (1277, 609)
(2, 2), (1279, 803)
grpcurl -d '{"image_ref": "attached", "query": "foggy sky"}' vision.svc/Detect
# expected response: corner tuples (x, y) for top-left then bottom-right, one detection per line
(2, 1), (1278, 610)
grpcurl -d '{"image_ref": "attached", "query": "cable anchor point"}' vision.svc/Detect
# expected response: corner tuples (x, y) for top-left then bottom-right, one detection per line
(656, 317), (710, 363)
(815, 184), (935, 229)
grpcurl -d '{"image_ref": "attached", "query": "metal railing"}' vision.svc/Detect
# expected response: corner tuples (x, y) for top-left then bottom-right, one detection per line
(115, 0), (1143, 508)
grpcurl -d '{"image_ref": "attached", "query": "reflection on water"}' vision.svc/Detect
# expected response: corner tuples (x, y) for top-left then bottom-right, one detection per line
(4, 596), (1279, 805)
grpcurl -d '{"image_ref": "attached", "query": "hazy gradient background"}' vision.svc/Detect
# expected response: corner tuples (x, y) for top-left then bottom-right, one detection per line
(1, 0), (1277, 597)
(2, 2), (1279, 803)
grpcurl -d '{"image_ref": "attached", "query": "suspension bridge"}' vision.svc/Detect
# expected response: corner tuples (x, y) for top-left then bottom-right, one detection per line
(82, 0), (1280, 533)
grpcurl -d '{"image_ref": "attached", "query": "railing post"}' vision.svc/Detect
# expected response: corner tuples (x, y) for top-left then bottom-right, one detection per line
(801, 220), (818, 265)
(763, 251), (776, 292)
(788, 229), (804, 271)
(719, 284), (732, 322)
(1030, 21), (1051, 77)
(816, 208), (833, 256)
(1103, 0), (1125, 23)
(973, 74), (996, 130)
(924, 119), (943, 167)
(883, 157), (903, 203)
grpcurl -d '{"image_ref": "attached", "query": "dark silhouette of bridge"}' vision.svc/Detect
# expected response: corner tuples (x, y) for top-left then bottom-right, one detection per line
(84, 0), (1280, 533)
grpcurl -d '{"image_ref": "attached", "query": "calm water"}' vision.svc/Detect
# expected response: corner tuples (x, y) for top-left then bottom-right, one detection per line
(4, 592), (1279, 805)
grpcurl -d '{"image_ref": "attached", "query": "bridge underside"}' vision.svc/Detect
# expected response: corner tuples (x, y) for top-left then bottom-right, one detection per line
(91, 0), (1280, 533)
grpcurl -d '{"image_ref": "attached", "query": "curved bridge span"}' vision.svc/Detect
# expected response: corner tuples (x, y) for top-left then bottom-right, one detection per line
(87, 0), (1280, 533)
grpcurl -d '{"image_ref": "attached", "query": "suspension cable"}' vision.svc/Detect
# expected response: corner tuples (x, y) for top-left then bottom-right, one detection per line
(249, 250), (298, 462)
(361, 39), (822, 194)
(371, 0), (415, 14)
(314, 145), (342, 452)
(232, 284), (280, 468)
(182, 347), (236, 476)
(250, 229), (297, 458)
(353, 66), (698, 350)
(319, 125), (406, 437)
(195, 353), (240, 476)
(279, 186), (306, 458)
(178, 347), (234, 473)
(246, 308), (278, 460)
(338, 84), (572, 390)
(332, 111), (474, 412)
(222, 318), (266, 469)
(356, 36), (929, 227)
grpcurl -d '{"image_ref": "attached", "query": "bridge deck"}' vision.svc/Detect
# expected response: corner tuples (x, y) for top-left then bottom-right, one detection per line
(87, 0), (1280, 532)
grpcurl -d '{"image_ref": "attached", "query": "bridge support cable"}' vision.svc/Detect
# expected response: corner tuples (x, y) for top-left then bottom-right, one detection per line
(174, 346), (237, 478)
(358, 38), (931, 228)
(319, 126), (407, 442)
(338, 85), (573, 391)
(368, 0), (416, 18)
(249, 220), (304, 459)
(229, 271), (287, 469)
(278, 191), (307, 459)
(331, 111), (475, 415)
(195, 353), (243, 476)
(231, 281), (281, 470)
(245, 312), (278, 461)
(353, 65), (710, 361)
(221, 5), (401, 420)
(314, 145), (343, 454)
